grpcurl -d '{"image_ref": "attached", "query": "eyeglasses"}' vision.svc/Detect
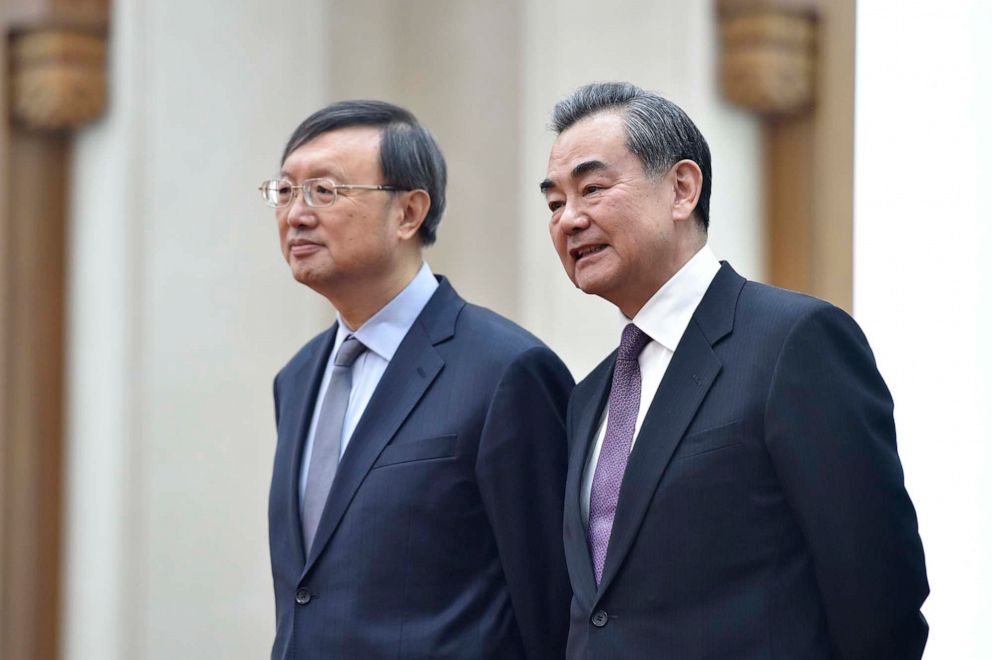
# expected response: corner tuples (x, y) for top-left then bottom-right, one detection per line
(258, 177), (411, 209)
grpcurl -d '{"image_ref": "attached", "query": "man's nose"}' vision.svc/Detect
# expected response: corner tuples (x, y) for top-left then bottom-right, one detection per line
(284, 192), (317, 227)
(559, 200), (590, 233)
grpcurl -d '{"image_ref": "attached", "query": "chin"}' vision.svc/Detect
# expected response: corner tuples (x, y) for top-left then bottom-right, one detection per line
(575, 278), (608, 299)
(291, 263), (324, 287)
(574, 267), (609, 295)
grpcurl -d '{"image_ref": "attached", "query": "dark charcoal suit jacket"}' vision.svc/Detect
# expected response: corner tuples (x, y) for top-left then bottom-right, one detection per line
(269, 277), (574, 660)
(563, 263), (928, 660)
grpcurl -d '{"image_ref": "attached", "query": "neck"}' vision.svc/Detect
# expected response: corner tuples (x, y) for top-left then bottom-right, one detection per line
(328, 257), (422, 330)
(616, 237), (705, 318)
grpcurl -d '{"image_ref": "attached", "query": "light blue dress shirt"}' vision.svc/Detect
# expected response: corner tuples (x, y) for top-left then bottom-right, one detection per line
(298, 262), (439, 506)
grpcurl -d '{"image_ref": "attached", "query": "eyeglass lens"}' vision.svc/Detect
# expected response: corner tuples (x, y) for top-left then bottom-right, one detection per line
(304, 180), (337, 207)
(262, 179), (338, 208)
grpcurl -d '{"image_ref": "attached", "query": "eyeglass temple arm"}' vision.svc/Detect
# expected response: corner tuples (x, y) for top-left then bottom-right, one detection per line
(334, 184), (409, 192)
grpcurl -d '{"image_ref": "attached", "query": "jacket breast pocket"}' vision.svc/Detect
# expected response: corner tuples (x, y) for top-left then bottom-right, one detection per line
(672, 421), (742, 460)
(371, 434), (458, 469)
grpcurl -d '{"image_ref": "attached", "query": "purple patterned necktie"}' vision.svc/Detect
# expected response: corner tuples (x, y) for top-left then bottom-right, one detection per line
(588, 323), (651, 585)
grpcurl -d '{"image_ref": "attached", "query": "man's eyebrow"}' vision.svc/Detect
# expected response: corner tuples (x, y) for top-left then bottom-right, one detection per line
(571, 159), (608, 178)
(540, 159), (610, 194)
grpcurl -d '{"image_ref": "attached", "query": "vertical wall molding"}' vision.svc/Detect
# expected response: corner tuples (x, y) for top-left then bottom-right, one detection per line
(717, 0), (854, 311)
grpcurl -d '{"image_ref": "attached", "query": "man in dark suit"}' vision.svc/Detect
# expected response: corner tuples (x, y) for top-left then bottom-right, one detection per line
(539, 82), (929, 659)
(263, 100), (573, 659)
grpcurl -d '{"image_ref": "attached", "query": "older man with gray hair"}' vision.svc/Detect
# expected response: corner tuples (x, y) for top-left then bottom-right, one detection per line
(265, 99), (573, 660)
(541, 81), (928, 659)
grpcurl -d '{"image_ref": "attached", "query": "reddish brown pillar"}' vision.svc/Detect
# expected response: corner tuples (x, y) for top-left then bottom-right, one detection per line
(0, 2), (108, 659)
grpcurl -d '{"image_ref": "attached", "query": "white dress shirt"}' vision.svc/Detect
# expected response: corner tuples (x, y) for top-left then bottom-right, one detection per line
(580, 245), (721, 525)
(298, 262), (439, 506)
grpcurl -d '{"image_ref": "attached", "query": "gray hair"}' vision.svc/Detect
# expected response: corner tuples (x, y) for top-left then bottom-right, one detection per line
(550, 81), (712, 230)
(282, 100), (447, 246)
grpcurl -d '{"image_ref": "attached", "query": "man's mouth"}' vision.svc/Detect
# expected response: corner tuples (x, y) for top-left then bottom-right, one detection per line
(288, 238), (323, 256)
(572, 244), (607, 261)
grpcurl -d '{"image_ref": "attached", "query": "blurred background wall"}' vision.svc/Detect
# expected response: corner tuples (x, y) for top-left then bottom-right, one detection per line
(63, 1), (334, 658)
(0, 0), (987, 658)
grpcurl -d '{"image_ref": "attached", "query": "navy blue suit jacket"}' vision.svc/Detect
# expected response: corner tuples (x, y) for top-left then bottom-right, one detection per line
(563, 263), (928, 659)
(269, 277), (574, 660)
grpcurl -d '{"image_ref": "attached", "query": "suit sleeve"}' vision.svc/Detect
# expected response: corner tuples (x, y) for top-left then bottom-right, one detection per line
(765, 304), (929, 660)
(475, 346), (575, 660)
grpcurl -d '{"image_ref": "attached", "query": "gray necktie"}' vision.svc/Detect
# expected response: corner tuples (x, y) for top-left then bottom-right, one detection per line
(588, 323), (651, 585)
(301, 335), (368, 553)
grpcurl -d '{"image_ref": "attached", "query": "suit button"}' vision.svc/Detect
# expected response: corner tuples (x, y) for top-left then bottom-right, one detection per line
(591, 610), (608, 627)
(295, 588), (311, 605)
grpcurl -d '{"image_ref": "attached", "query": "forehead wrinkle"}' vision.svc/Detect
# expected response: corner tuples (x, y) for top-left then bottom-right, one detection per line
(279, 162), (346, 182)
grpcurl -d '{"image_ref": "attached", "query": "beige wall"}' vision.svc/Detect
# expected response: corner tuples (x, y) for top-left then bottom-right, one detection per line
(62, 1), (762, 658)
(62, 0), (333, 658)
(329, 0), (525, 317)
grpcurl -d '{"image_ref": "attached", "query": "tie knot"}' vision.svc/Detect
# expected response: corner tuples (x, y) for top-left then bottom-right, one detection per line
(334, 335), (367, 367)
(617, 323), (650, 362)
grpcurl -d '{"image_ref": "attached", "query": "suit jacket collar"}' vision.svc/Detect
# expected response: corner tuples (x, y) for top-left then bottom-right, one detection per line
(566, 262), (745, 605)
(275, 325), (337, 572)
(564, 353), (614, 599)
(295, 276), (463, 577)
(630, 244), (721, 352)
(342, 261), (439, 361)
(690, 261), (740, 347)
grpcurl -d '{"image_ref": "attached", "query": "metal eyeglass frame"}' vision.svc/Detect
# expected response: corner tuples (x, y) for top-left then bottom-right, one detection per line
(259, 177), (411, 208)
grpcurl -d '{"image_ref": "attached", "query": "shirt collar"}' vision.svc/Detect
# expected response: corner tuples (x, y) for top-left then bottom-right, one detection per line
(335, 262), (439, 361)
(627, 244), (721, 352)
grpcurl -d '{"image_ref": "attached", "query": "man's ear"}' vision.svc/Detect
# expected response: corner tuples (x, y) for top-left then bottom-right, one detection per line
(395, 189), (431, 241)
(670, 160), (703, 223)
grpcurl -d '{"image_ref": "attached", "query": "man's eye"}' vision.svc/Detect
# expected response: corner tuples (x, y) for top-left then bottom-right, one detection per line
(548, 201), (563, 213)
(583, 184), (603, 195)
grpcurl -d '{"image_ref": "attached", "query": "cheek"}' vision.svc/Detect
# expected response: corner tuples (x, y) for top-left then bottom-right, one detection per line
(340, 214), (391, 260)
(277, 217), (290, 258)
(549, 221), (567, 258)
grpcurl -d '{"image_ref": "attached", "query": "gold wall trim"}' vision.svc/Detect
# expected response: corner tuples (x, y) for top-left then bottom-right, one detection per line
(11, 27), (108, 130)
(717, 0), (854, 312)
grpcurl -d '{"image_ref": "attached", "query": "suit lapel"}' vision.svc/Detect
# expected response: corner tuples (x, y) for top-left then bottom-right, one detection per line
(301, 278), (461, 577)
(282, 324), (337, 570)
(594, 263), (744, 598)
(563, 356), (614, 603)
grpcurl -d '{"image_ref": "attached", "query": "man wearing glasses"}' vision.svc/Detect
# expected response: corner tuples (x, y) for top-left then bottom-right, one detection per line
(262, 100), (573, 660)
